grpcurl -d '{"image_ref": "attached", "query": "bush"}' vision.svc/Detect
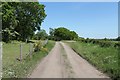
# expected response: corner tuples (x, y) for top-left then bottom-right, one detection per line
(80, 38), (112, 48)
(33, 40), (43, 52)
(99, 42), (111, 47)
(114, 43), (120, 48)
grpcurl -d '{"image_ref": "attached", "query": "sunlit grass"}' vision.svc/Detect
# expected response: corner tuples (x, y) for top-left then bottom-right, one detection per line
(66, 41), (119, 79)
(2, 40), (55, 78)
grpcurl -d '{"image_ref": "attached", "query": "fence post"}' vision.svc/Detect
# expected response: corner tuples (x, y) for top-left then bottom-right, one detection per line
(31, 43), (33, 54)
(0, 42), (2, 79)
(43, 39), (48, 46)
(20, 43), (22, 61)
(29, 43), (33, 58)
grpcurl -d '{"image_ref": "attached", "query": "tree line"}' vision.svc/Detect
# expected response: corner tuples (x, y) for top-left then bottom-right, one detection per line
(49, 27), (78, 41)
(34, 27), (79, 41)
(2, 2), (46, 42)
(78, 37), (120, 48)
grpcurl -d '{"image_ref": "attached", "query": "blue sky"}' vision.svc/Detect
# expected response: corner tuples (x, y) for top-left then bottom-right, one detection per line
(40, 2), (118, 39)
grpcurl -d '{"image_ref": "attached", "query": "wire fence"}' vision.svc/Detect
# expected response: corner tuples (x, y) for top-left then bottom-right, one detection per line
(18, 39), (48, 62)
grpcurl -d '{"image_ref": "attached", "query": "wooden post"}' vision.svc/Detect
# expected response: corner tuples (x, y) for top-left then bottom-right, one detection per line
(43, 39), (48, 47)
(29, 43), (30, 55)
(31, 43), (33, 54)
(29, 43), (33, 58)
(20, 43), (22, 61)
(0, 42), (2, 79)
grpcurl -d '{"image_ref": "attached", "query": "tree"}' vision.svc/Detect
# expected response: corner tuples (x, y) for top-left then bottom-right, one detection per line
(50, 27), (78, 41)
(2, 2), (46, 42)
(70, 31), (78, 40)
(2, 2), (19, 42)
(35, 29), (48, 40)
(48, 28), (55, 40)
(116, 36), (120, 41)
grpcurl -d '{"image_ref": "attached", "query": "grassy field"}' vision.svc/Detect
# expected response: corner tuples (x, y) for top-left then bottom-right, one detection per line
(2, 40), (55, 78)
(66, 41), (119, 79)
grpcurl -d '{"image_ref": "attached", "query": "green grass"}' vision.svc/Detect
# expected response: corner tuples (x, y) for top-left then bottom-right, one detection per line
(66, 41), (119, 80)
(2, 40), (55, 78)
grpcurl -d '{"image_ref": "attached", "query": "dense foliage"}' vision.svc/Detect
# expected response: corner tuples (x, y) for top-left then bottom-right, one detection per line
(116, 36), (120, 41)
(49, 27), (78, 41)
(78, 38), (120, 48)
(2, 2), (46, 42)
(33, 29), (48, 40)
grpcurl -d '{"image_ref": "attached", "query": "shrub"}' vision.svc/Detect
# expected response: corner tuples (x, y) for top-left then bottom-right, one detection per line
(33, 40), (42, 52)
(89, 39), (94, 43)
(41, 47), (48, 53)
(114, 43), (120, 48)
(99, 42), (111, 47)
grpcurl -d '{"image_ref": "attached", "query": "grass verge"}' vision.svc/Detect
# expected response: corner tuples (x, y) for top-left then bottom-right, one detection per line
(66, 41), (119, 80)
(2, 40), (55, 78)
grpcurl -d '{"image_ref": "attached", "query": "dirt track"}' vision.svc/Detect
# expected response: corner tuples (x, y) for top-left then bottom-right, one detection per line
(29, 42), (109, 78)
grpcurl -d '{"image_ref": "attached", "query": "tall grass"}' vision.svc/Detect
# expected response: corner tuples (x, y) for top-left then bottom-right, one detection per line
(2, 40), (55, 78)
(66, 41), (119, 80)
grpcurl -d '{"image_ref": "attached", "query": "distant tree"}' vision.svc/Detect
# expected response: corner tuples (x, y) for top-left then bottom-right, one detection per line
(70, 31), (78, 40)
(104, 38), (107, 41)
(49, 28), (54, 36)
(48, 28), (55, 40)
(51, 27), (78, 41)
(116, 36), (120, 41)
(35, 29), (48, 40)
